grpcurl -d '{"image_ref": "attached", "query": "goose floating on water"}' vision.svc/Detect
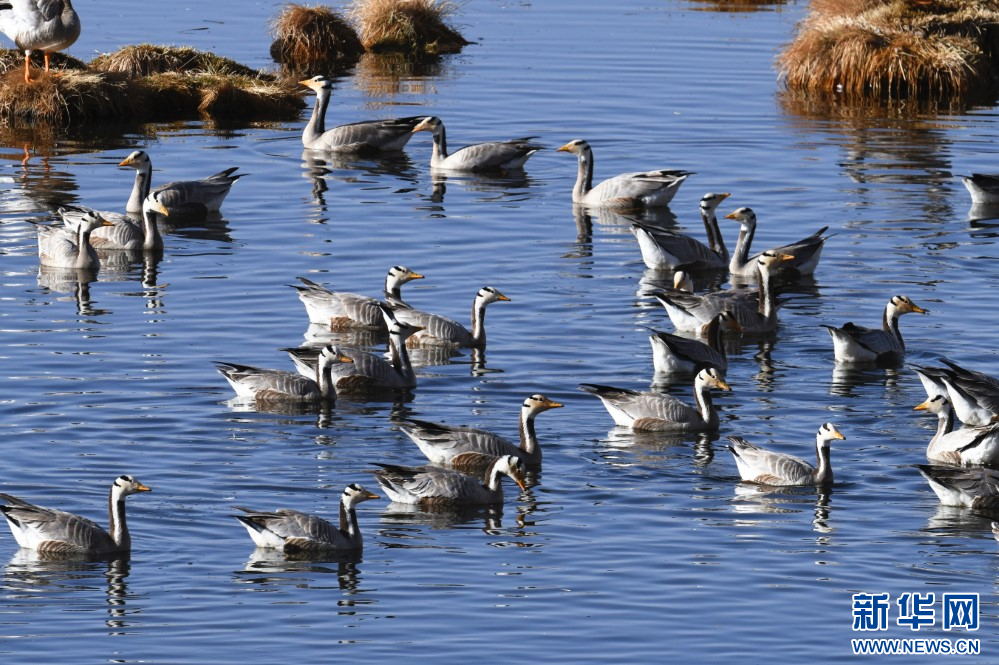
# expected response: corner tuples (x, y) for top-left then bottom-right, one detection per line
(556, 139), (692, 209)
(914, 394), (999, 466)
(822, 295), (927, 366)
(215, 344), (352, 406)
(234, 484), (379, 554)
(61, 190), (170, 252)
(292, 266), (424, 331)
(918, 464), (999, 512)
(630, 192), (731, 271)
(579, 367), (730, 432)
(0, 475), (150, 556)
(649, 311), (741, 376)
(369, 454), (527, 507)
(399, 394), (563, 472)
(723, 207), (829, 283)
(410, 116), (543, 172)
(389, 285), (510, 348)
(300, 75), (424, 153)
(37, 208), (111, 269)
(0, 0), (80, 82)
(727, 423), (845, 486)
(119, 150), (243, 218)
(961, 174), (999, 205)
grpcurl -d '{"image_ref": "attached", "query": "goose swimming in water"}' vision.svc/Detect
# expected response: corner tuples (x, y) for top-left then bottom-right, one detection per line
(579, 367), (730, 432)
(723, 206), (829, 283)
(649, 311), (742, 376)
(727, 423), (845, 486)
(961, 173), (999, 205)
(292, 266), (424, 331)
(215, 344), (352, 406)
(0, 475), (151, 556)
(918, 464), (999, 512)
(630, 192), (732, 271)
(556, 139), (692, 209)
(36, 208), (112, 269)
(389, 285), (510, 348)
(914, 394), (999, 466)
(369, 454), (527, 507)
(822, 295), (928, 366)
(300, 75), (424, 153)
(410, 116), (543, 172)
(0, 0), (80, 82)
(118, 150), (243, 218)
(234, 484), (380, 554)
(61, 190), (170, 252)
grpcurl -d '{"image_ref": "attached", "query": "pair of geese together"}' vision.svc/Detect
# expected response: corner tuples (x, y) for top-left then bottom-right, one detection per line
(0, 394), (565, 556)
(37, 150), (244, 269)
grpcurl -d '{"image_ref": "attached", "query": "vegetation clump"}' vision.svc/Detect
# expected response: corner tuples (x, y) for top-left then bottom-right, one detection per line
(778, 0), (999, 101)
(349, 0), (469, 54)
(269, 3), (364, 75)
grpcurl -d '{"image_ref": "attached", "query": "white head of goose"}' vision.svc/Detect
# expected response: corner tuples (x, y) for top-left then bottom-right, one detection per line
(555, 139), (692, 209)
(0, 0), (80, 83)
(299, 75), (424, 153)
(234, 483), (380, 554)
(723, 206), (829, 283)
(410, 116), (543, 172)
(118, 149), (243, 218)
(215, 344), (352, 405)
(727, 422), (845, 486)
(579, 366), (731, 432)
(369, 454), (528, 507)
(822, 295), (928, 366)
(37, 208), (113, 270)
(0, 475), (151, 556)
(630, 192), (731, 271)
(292, 265), (425, 330)
(400, 393), (564, 471)
(389, 285), (510, 348)
(656, 250), (794, 334)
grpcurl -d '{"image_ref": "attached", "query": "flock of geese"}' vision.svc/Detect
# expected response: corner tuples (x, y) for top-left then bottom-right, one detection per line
(9, 52), (999, 557)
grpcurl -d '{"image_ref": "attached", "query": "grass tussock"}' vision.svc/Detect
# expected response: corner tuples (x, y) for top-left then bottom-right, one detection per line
(0, 45), (304, 126)
(269, 4), (364, 75)
(0, 49), (88, 77)
(349, 0), (469, 54)
(90, 44), (262, 79)
(778, 0), (999, 101)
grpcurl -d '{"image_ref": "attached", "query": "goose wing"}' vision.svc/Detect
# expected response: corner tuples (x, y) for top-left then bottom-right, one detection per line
(153, 167), (242, 214)
(579, 384), (698, 430)
(400, 417), (516, 461)
(390, 307), (472, 346)
(0, 496), (116, 554)
(234, 507), (347, 550)
(443, 138), (543, 171)
(215, 362), (319, 400)
(649, 329), (725, 372)
(631, 222), (725, 271)
(315, 116), (425, 153)
(291, 277), (384, 329)
(369, 463), (488, 505)
(588, 169), (692, 208)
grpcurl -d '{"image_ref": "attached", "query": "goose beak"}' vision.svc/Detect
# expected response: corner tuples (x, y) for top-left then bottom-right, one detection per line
(912, 304), (929, 314)
(513, 472), (528, 492)
(555, 142), (573, 153)
(498, 294), (511, 302)
(363, 490), (380, 500)
(914, 400), (930, 411)
(135, 483), (152, 493)
(412, 118), (433, 133)
(117, 155), (135, 167)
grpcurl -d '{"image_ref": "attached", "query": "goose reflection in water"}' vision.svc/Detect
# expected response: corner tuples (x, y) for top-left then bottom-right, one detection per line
(35, 265), (108, 317)
(300, 149), (419, 208)
(829, 364), (901, 399)
(4, 551), (136, 633)
(236, 549), (363, 594)
(731, 484), (834, 533)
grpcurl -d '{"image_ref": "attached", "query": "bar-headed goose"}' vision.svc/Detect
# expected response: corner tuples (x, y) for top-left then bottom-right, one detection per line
(630, 192), (731, 271)
(399, 394), (563, 471)
(37, 208), (112, 269)
(822, 295), (928, 366)
(914, 395), (999, 466)
(556, 139), (692, 209)
(937, 359), (999, 427)
(300, 75), (424, 153)
(234, 483), (380, 554)
(389, 285), (510, 348)
(0, 0), (80, 82)
(657, 251), (794, 334)
(118, 150), (243, 218)
(961, 173), (999, 204)
(64, 190), (170, 252)
(291, 266), (424, 331)
(727, 422), (845, 486)
(649, 311), (742, 375)
(723, 206), (829, 282)
(215, 344), (351, 405)
(0, 475), (151, 556)
(369, 454), (527, 507)
(579, 367), (730, 432)
(410, 116), (543, 172)
(918, 464), (999, 511)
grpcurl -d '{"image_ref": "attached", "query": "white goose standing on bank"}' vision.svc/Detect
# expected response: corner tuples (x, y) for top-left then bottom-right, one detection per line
(914, 395), (999, 466)
(119, 150), (243, 218)
(726, 422), (845, 486)
(370, 455), (527, 507)
(399, 394), (564, 472)
(556, 139), (692, 209)
(234, 484), (380, 554)
(390, 285), (510, 348)
(0, 0), (80, 83)
(62, 190), (171, 252)
(36, 208), (111, 269)
(291, 265), (424, 330)
(215, 344), (352, 406)
(579, 367), (730, 432)
(0, 475), (151, 556)
(723, 206), (829, 282)
(657, 251), (795, 334)
(410, 116), (543, 172)
(300, 75), (424, 153)
(649, 311), (742, 375)
(822, 295), (928, 366)
(630, 192), (731, 271)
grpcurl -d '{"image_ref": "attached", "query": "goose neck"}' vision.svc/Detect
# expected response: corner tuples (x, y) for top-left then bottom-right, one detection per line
(693, 378), (717, 427)
(883, 305), (904, 349)
(702, 209), (728, 261)
(573, 151), (594, 201)
(519, 405), (540, 457)
(107, 486), (129, 550)
(141, 209), (163, 251)
(303, 87), (330, 146)
(339, 499), (360, 541)
(430, 124), (449, 164)
(814, 441), (833, 484)
(729, 224), (754, 274)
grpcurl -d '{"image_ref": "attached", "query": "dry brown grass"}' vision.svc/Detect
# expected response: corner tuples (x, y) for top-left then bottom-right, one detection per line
(0, 45), (304, 126)
(349, 0), (469, 54)
(269, 4), (364, 76)
(778, 0), (999, 101)
(90, 44), (263, 79)
(0, 49), (88, 77)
